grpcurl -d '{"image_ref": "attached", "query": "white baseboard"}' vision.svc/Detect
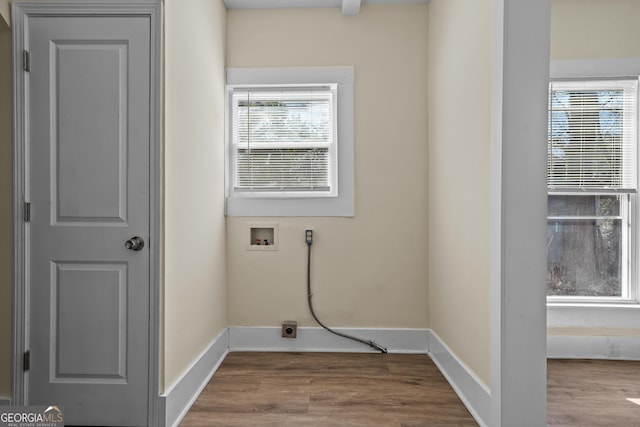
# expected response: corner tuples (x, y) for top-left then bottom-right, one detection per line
(227, 326), (488, 426)
(160, 327), (489, 427)
(548, 334), (640, 360)
(0, 398), (10, 406)
(427, 330), (490, 427)
(161, 328), (230, 427)
(228, 326), (429, 353)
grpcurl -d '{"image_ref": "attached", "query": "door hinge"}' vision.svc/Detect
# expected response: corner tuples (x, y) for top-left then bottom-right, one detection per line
(23, 351), (30, 371)
(23, 50), (30, 72)
(24, 202), (30, 222)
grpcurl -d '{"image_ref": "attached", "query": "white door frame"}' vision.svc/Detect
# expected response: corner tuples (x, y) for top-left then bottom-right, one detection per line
(11, 1), (162, 425)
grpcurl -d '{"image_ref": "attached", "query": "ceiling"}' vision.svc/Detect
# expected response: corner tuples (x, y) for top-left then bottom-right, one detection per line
(223, 0), (430, 16)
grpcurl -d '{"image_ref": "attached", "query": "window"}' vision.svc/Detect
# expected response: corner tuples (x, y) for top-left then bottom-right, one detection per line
(229, 86), (337, 197)
(225, 67), (354, 217)
(547, 78), (639, 302)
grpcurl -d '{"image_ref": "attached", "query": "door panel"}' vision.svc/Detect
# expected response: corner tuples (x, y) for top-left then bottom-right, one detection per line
(53, 262), (127, 380)
(54, 42), (128, 224)
(28, 15), (151, 426)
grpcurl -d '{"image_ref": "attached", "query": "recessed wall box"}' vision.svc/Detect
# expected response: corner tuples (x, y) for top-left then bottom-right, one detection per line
(248, 223), (278, 251)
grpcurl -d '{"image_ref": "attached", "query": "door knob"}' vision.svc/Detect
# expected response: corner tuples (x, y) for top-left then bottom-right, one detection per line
(125, 236), (145, 251)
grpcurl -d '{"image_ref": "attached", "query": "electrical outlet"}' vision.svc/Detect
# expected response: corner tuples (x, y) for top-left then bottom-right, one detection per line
(305, 229), (313, 245)
(282, 321), (297, 338)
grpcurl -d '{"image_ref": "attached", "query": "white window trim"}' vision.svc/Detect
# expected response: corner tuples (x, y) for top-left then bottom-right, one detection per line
(225, 67), (354, 217)
(547, 76), (638, 304)
(548, 59), (640, 334)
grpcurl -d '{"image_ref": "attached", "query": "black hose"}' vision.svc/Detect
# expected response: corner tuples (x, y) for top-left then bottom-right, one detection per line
(306, 241), (387, 354)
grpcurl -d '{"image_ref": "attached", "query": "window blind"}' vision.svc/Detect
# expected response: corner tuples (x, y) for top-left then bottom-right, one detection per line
(548, 79), (638, 192)
(231, 87), (336, 194)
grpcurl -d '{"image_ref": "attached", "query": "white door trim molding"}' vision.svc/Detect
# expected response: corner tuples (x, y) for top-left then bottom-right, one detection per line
(11, 2), (162, 425)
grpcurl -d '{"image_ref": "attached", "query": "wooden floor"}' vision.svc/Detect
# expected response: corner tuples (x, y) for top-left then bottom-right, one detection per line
(180, 352), (477, 426)
(547, 359), (640, 426)
(180, 353), (640, 426)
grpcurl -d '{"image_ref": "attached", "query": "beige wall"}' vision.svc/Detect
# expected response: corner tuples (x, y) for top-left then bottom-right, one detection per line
(163, 0), (227, 392)
(225, 5), (429, 329)
(0, 18), (12, 399)
(551, 0), (640, 59)
(0, 0), (9, 27)
(427, 0), (491, 386)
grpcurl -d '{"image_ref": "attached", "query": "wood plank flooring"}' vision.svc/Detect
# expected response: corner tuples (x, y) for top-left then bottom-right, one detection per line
(180, 353), (640, 426)
(180, 352), (478, 426)
(547, 359), (640, 426)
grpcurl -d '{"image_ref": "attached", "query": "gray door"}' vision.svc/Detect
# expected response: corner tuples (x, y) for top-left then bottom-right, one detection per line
(27, 14), (151, 426)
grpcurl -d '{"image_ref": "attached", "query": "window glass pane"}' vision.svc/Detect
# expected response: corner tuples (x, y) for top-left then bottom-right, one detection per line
(236, 148), (330, 191)
(548, 195), (621, 217)
(230, 87), (337, 195)
(547, 80), (637, 191)
(547, 217), (622, 297)
(237, 97), (331, 145)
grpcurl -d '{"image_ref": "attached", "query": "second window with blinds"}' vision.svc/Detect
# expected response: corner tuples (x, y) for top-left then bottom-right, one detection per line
(547, 78), (639, 302)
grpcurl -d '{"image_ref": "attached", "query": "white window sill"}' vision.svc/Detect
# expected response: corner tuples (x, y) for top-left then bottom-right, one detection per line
(548, 302), (640, 329)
